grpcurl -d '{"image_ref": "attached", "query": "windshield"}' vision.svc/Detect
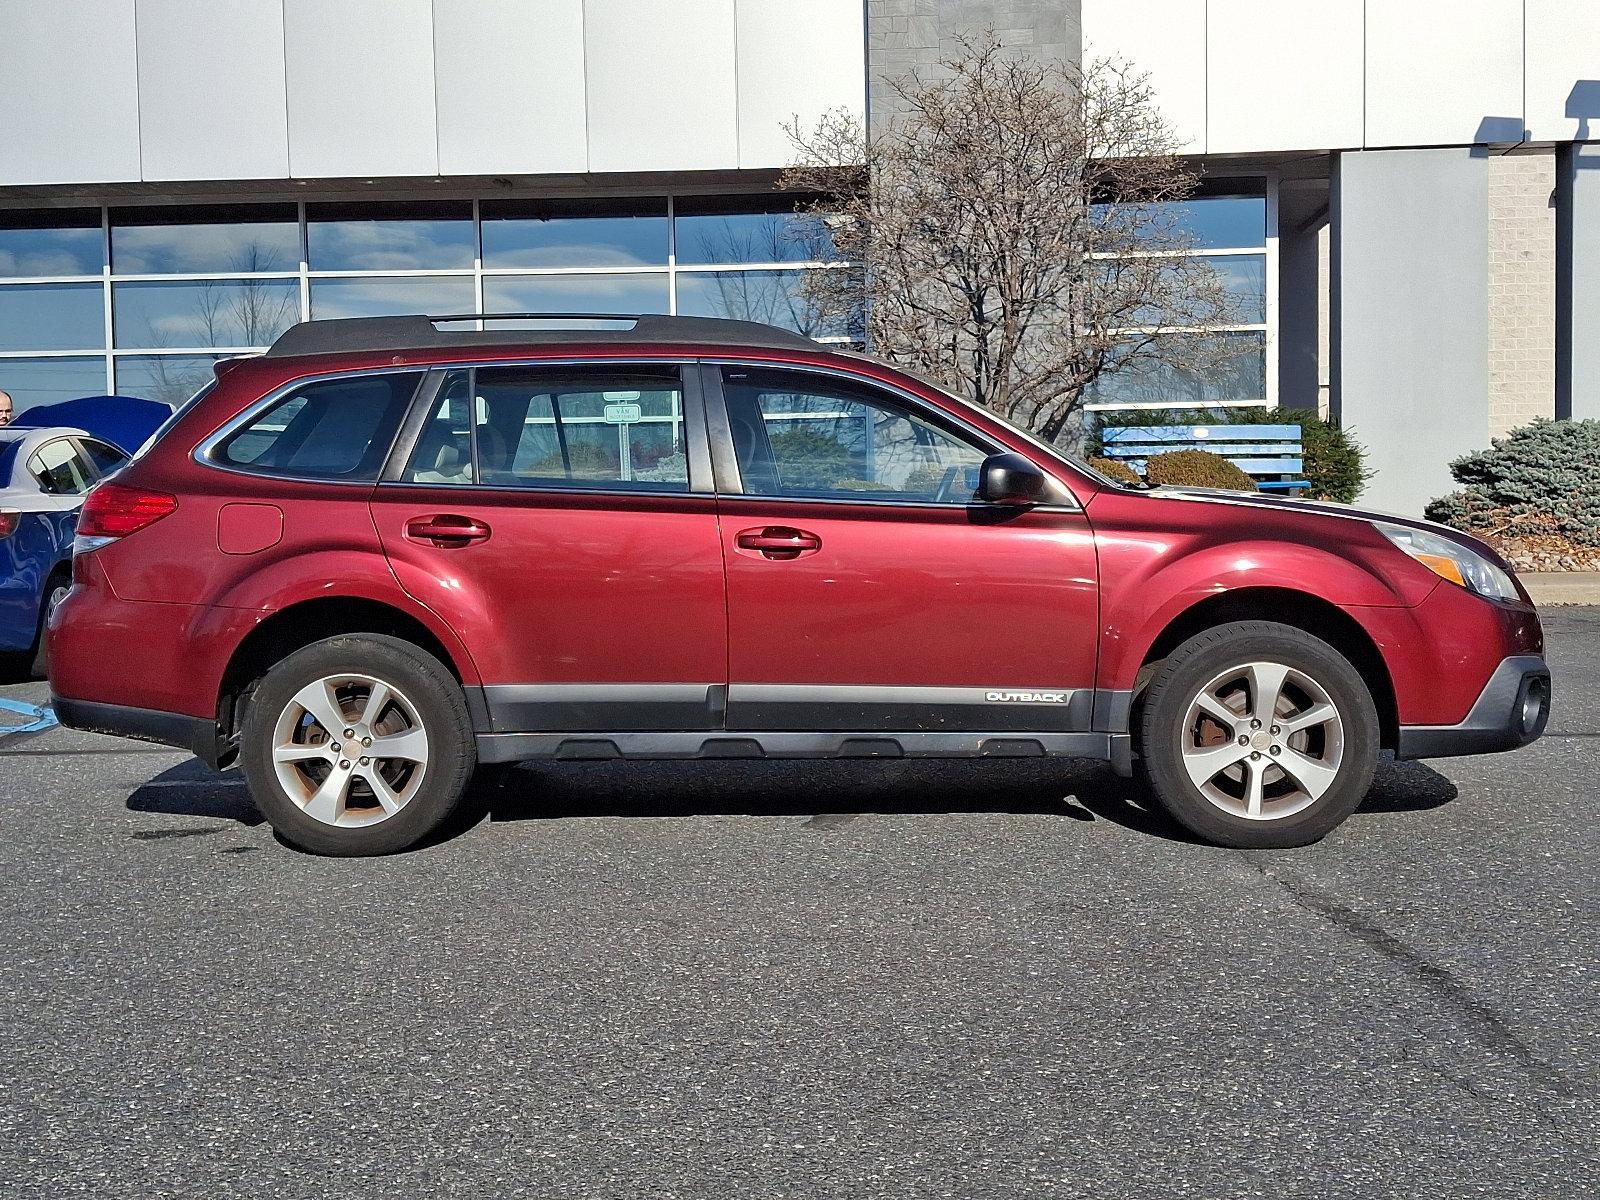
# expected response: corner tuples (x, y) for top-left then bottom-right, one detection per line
(850, 355), (1147, 490)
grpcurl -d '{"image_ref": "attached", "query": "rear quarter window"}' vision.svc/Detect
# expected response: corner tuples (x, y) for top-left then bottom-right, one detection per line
(213, 372), (421, 481)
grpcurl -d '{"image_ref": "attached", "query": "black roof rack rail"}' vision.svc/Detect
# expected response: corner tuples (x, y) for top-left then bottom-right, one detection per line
(263, 312), (820, 358)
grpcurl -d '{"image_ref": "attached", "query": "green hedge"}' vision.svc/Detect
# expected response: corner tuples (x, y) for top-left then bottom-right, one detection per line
(1425, 418), (1600, 546)
(1089, 406), (1372, 503)
(1144, 449), (1257, 492)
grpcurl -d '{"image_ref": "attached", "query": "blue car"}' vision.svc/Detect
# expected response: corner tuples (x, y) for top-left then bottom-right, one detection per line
(2, 396), (173, 675)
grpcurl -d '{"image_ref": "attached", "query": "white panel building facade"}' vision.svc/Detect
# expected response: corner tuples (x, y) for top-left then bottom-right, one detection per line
(0, 0), (1595, 512)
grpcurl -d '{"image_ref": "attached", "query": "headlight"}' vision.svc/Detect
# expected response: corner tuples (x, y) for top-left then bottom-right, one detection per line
(1376, 522), (1519, 601)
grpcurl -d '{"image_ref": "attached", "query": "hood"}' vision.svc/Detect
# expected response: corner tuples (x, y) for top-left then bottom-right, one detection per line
(1146, 485), (1415, 521)
(10, 395), (174, 455)
(1143, 485), (1510, 562)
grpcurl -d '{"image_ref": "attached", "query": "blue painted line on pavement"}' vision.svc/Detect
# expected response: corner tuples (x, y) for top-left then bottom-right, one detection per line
(0, 697), (58, 735)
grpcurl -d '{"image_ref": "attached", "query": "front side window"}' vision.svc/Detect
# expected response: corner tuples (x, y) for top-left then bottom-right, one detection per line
(28, 438), (94, 495)
(403, 366), (689, 493)
(214, 372), (421, 481)
(721, 368), (988, 503)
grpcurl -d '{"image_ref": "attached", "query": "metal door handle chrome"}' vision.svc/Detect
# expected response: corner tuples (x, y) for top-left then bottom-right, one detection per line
(735, 526), (821, 559)
(405, 515), (491, 546)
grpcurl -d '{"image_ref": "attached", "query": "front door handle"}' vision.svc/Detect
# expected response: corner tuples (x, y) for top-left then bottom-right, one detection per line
(405, 514), (492, 547)
(735, 526), (821, 560)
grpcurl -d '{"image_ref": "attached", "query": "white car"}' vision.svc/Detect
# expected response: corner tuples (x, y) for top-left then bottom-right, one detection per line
(0, 426), (130, 676)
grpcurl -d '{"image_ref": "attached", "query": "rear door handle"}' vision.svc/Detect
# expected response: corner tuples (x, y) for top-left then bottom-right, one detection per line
(735, 526), (821, 560)
(405, 514), (492, 547)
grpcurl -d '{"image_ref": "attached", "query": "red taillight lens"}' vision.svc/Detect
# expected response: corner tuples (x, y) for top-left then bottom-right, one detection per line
(77, 483), (178, 539)
(0, 510), (18, 539)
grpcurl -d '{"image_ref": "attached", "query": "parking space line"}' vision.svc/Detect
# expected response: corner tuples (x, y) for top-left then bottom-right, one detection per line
(0, 698), (59, 737)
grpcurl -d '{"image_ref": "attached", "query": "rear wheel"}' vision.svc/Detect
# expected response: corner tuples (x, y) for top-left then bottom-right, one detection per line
(239, 634), (475, 856)
(1138, 621), (1380, 848)
(29, 571), (71, 679)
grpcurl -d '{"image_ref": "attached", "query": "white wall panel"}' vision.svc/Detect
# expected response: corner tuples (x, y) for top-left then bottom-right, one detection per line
(434, 0), (587, 175)
(1525, 0), (1600, 143)
(1207, 0), (1362, 154)
(283, 0), (439, 178)
(0, 0), (140, 186)
(1082, 0), (1206, 152)
(136, 0), (290, 181)
(735, 0), (864, 169)
(584, 0), (738, 173)
(1366, 0), (1524, 148)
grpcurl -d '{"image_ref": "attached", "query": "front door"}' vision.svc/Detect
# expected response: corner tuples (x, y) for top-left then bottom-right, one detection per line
(370, 363), (727, 733)
(706, 363), (1100, 740)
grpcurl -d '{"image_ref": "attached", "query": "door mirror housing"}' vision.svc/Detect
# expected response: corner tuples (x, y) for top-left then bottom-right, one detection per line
(977, 452), (1052, 506)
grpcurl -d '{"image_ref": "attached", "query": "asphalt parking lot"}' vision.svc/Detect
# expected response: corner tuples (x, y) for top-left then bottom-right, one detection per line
(0, 612), (1595, 1199)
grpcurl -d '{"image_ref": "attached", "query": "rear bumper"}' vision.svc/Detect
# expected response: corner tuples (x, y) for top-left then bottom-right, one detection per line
(51, 694), (221, 767)
(1396, 655), (1551, 759)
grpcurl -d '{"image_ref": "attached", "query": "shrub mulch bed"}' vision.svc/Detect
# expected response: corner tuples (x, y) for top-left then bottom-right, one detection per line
(1480, 533), (1600, 574)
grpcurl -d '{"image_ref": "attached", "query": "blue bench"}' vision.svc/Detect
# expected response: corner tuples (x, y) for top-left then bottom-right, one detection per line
(1100, 424), (1308, 492)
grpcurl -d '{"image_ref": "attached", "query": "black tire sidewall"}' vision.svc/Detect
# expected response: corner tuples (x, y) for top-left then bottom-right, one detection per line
(30, 571), (70, 679)
(240, 634), (475, 856)
(1139, 622), (1380, 849)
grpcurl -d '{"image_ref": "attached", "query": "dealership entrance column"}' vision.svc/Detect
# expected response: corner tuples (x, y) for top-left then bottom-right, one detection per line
(1330, 148), (1491, 515)
(1557, 142), (1600, 420)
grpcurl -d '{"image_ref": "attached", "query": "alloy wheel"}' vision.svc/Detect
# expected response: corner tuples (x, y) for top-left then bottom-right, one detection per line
(1179, 660), (1345, 821)
(270, 674), (430, 828)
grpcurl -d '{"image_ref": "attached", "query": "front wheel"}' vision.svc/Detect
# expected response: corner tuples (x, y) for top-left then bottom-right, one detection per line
(1138, 621), (1380, 849)
(239, 634), (476, 856)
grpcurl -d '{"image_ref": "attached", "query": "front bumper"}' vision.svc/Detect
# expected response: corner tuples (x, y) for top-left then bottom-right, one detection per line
(1396, 655), (1551, 759)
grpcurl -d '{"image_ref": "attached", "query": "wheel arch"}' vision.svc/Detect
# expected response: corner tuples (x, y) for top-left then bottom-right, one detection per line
(215, 596), (488, 768)
(1132, 587), (1400, 751)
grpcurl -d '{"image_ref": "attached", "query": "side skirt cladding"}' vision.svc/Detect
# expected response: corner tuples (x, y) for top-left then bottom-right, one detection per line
(474, 682), (1133, 773)
(475, 730), (1122, 764)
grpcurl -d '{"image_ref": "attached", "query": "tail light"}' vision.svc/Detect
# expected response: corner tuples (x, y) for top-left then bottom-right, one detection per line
(76, 483), (178, 545)
(0, 510), (17, 539)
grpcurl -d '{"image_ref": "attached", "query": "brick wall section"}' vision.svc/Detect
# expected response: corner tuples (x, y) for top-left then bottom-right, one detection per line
(868, 1), (1080, 126)
(1487, 150), (1557, 438)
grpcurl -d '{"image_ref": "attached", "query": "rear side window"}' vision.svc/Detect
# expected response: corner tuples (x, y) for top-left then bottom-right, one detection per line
(214, 372), (421, 481)
(28, 438), (95, 496)
(80, 438), (129, 477)
(403, 365), (690, 492)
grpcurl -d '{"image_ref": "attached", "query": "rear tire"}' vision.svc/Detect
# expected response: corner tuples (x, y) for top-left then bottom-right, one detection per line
(239, 634), (475, 856)
(1138, 621), (1380, 849)
(29, 571), (70, 680)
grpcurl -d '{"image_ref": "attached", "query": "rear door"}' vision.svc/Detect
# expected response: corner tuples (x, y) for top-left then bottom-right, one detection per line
(705, 362), (1101, 740)
(370, 362), (728, 733)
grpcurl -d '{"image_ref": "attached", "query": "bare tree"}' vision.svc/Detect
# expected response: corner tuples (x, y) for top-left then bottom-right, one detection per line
(184, 244), (298, 349)
(780, 36), (1243, 443)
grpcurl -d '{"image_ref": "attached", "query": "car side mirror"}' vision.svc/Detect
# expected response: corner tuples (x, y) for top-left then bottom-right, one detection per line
(977, 452), (1051, 506)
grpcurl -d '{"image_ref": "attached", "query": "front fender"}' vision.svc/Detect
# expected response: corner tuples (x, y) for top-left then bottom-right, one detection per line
(1087, 490), (1434, 693)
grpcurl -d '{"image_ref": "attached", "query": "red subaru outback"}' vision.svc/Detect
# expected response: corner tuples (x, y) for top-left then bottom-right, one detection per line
(49, 314), (1549, 855)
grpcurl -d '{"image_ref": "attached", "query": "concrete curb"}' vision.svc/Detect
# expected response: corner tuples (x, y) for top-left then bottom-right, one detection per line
(1520, 572), (1600, 606)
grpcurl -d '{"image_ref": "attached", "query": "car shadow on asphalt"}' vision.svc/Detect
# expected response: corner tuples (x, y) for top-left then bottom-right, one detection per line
(122, 755), (1459, 852)
(479, 757), (1201, 840)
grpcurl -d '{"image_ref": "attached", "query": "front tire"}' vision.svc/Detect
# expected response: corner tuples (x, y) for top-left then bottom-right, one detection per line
(239, 634), (475, 856)
(1138, 621), (1380, 849)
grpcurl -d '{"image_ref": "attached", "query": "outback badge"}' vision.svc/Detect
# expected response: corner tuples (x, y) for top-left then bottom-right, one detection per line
(985, 690), (1070, 703)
